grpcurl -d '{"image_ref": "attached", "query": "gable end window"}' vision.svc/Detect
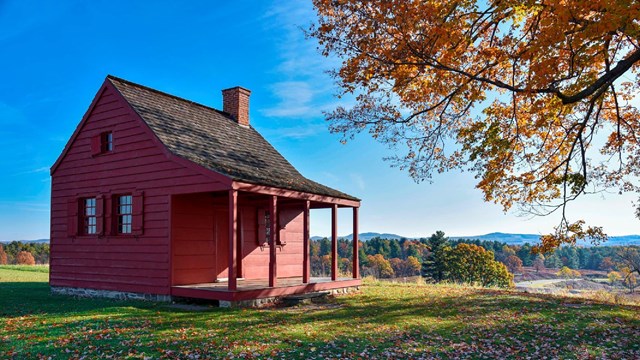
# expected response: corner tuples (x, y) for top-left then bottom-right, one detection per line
(83, 198), (97, 235)
(102, 132), (113, 152)
(91, 131), (113, 156)
(117, 195), (133, 234)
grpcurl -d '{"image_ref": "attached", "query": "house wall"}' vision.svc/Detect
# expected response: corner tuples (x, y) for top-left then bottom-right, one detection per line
(240, 204), (305, 280)
(170, 198), (305, 284)
(171, 194), (229, 285)
(50, 83), (227, 295)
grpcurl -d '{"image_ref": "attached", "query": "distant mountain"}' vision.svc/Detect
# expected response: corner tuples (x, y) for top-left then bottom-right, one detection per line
(450, 232), (640, 246)
(0, 239), (49, 244)
(311, 232), (407, 241)
(5, 233), (640, 247)
(451, 232), (541, 245)
(311, 232), (640, 246)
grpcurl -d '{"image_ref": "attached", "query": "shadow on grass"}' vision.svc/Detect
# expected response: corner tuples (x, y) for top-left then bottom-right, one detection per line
(0, 282), (160, 318)
(2, 280), (640, 358)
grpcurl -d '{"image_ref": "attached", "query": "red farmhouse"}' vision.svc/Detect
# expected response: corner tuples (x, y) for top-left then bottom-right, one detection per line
(50, 76), (361, 306)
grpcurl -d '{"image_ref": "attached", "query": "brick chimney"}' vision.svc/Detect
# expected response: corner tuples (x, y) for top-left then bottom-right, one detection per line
(222, 86), (251, 126)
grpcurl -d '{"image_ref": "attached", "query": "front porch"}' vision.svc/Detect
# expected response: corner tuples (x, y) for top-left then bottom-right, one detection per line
(171, 276), (361, 302)
(169, 185), (361, 303)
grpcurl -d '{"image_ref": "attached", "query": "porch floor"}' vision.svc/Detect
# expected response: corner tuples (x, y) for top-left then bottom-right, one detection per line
(171, 277), (361, 302)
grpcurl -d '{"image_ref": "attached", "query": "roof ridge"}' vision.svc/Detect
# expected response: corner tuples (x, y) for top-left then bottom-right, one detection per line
(106, 75), (235, 120)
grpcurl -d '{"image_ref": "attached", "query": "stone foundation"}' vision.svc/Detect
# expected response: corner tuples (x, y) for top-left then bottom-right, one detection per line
(219, 285), (361, 308)
(51, 286), (171, 302)
(51, 285), (360, 307)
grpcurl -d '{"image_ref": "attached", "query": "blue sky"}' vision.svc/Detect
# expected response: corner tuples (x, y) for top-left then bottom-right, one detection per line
(1, 1), (639, 240)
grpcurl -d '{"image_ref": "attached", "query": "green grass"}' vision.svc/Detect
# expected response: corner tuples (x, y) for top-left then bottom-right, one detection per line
(0, 264), (49, 274)
(1, 269), (639, 359)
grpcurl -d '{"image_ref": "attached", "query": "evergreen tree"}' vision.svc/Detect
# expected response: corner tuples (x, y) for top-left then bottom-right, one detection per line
(517, 244), (534, 266)
(389, 240), (402, 259)
(421, 231), (449, 282)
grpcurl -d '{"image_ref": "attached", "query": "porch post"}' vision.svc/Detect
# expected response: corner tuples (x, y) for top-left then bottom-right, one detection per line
(269, 195), (278, 287)
(302, 200), (310, 283)
(228, 189), (238, 291)
(352, 207), (360, 279)
(331, 204), (338, 281)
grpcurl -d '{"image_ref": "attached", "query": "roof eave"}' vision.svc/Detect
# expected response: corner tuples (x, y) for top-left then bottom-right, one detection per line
(232, 181), (361, 207)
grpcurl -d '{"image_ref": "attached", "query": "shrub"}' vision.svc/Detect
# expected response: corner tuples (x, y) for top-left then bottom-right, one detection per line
(556, 266), (581, 279)
(444, 243), (514, 288)
(16, 251), (35, 265)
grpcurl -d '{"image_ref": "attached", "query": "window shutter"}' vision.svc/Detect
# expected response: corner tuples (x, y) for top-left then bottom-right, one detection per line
(277, 215), (287, 245)
(277, 229), (287, 245)
(104, 195), (113, 236)
(257, 208), (267, 246)
(96, 195), (104, 235)
(67, 198), (79, 237)
(91, 135), (101, 156)
(132, 191), (144, 235)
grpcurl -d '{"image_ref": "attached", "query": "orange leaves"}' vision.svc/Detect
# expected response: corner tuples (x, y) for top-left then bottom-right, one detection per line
(311, 0), (640, 249)
(534, 220), (607, 253)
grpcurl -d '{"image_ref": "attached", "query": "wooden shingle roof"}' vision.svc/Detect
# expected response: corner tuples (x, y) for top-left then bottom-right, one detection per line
(107, 75), (358, 201)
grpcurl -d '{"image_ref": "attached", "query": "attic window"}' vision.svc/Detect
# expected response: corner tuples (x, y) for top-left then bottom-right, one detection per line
(102, 132), (113, 152)
(91, 132), (113, 156)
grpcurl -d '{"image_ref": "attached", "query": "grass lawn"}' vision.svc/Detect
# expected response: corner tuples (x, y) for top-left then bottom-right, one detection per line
(1, 267), (639, 359)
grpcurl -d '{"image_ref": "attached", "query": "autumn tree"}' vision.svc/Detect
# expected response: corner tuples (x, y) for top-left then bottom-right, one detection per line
(599, 257), (616, 272)
(0, 244), (7, 265)
(503, 255), (524, 274)
(405, 256), (422, 276)
(616, 246), (640, 277)
(557, 266), (581, 279)
(390, 256), (422, 277)
(607, 271), (622, 285)
(444, 243), (513, 288)
(532, 254), (546, 273)
(16, 251), (35, 265)
(366, 254), (395, 278)
(620, 267), (638, 293)
(310, 0), (640, 251)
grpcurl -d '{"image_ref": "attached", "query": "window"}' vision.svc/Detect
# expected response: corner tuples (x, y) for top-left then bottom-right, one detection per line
(91, 131), (113, 156)
(264, 210), (271, 243)
(83, 198), (97, 235)
(102, 132), (113, 152)
(117, 195), (132, 234)
(257, 208), (272, 245)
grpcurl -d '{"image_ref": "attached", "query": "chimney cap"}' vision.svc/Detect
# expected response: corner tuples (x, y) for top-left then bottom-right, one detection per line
(221, 86), (251, 94)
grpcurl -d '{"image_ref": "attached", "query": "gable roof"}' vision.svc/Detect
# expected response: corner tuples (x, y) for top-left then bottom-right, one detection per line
(106, 75), (358, 201)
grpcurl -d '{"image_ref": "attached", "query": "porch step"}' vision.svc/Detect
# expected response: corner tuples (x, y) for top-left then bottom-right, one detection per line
(281, 291), (330, 306)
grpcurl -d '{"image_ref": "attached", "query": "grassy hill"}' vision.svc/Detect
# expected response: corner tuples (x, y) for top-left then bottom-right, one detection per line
(1, 267), (639, 359)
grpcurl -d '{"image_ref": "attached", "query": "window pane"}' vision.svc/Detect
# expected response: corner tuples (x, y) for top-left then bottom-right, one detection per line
(117, 194), (133, 234)
(106, 133), (113, 151)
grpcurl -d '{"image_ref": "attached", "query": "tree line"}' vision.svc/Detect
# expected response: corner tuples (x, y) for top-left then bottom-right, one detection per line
(0, 242), (49, 265)
(310, 232), (640, 283)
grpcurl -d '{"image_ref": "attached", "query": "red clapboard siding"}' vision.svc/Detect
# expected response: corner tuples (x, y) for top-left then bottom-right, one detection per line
(171, 193), (219, 285)
(50, 82), (228, 296)
(239, 205), (305, 279)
